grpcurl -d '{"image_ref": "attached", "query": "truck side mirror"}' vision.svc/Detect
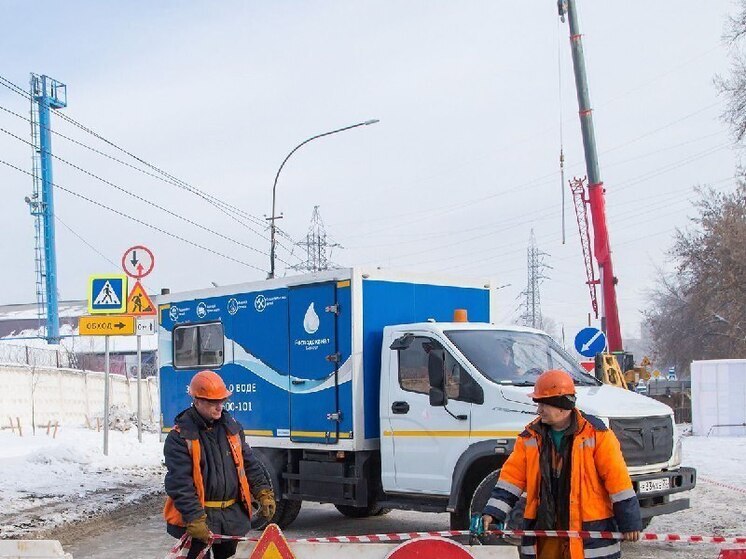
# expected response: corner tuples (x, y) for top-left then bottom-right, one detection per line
(390, 334), (414, 350)
(427, 350), (447, 406)
(429, 386), (447, 406)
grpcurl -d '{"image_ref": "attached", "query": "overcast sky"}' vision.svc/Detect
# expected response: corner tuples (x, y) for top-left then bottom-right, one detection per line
(0, 1), (740, 345)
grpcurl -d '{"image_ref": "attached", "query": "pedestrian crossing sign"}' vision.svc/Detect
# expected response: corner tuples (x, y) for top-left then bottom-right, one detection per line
(126, 281), (156, 316)
(88, 274), (128, 314)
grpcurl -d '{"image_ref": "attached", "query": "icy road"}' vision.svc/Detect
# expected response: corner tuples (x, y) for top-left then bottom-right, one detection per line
(1, 428), (744, 558)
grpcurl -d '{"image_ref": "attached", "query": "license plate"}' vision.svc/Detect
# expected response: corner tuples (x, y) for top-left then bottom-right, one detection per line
(639, 478), (670, 493)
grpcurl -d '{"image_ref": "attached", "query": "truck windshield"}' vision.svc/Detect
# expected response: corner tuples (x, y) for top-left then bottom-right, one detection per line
(444, 330), (599, 386)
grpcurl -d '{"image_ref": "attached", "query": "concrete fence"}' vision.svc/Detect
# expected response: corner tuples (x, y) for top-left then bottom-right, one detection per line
(0, 364), (159, 431)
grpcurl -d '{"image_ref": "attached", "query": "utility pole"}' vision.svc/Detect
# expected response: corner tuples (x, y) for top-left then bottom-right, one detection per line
(26, 74), (67, 344)
(519, 229), (551, 329)
(292, 206), (341, 273)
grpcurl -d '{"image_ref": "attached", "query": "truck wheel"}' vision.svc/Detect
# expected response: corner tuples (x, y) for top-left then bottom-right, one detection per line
(468, 470), (525, 547)
(276, 498), (302, 528)
(250, 459), (302, 529)
(334, 503), (389, 518)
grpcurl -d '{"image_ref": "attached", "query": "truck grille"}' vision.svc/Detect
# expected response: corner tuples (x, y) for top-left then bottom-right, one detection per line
(609, 415), (673, 466)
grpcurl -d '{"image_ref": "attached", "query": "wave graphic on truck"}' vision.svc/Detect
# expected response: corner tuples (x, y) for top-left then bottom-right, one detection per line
(159, 326), (351, 394)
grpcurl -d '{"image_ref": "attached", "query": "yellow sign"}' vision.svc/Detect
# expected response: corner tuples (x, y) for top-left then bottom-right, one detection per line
(79, 315), (135, 336)
(126, 281), (156, 315)
(653, 369), (661, 378)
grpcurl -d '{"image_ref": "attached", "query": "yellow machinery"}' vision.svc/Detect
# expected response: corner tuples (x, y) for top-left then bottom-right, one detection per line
(594, 353), (652, 390)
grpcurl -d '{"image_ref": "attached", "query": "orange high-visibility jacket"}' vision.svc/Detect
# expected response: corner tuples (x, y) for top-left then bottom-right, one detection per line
(163, 425), (253, 527)
(484, 410), (641, 559)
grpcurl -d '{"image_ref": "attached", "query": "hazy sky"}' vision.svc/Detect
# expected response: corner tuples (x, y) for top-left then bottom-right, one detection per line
(0, 1), (739, 345)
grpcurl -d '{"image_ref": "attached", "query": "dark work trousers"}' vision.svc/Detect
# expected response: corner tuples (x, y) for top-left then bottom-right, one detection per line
(186, 539), (239, 559)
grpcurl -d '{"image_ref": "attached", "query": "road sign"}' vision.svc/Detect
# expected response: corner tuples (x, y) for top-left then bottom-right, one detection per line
(248, 524), (296, 559)
(385, 537), (475, 559)
(667, 366), (677, 381)
(135, 316), (156, 336)
(79, 315), (135, 336)
(653, 369), (661, 379)
(88, 275), (128, 314)
(126, 281), (156, 315)
(121, 245), (155, 279)
(574, 327), (607, 358)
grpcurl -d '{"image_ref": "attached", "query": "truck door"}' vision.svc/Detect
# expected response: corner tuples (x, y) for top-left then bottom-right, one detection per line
(288, 282), (340, 444)
(384, 335), (477, 494)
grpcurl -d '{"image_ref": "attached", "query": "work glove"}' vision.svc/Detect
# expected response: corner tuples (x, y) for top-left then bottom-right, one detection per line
(481, 514), (504, 532)
(256, 488), (276, 521)
(185, 514), (211, 544)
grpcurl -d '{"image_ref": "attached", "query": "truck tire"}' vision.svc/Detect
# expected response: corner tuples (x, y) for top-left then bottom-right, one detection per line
(250, 459), (302, 529)
(468, 470), (525, 548)
(277, 498), (303, 527)
(334, 503), (390, 518)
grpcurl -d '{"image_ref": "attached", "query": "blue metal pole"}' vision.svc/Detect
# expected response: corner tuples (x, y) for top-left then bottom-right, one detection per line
(37, 75), (60, 344)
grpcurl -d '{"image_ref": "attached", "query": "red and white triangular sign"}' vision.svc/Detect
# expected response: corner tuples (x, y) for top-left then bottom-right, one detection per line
(249, 524), (296, 559)
(126, 281), (156, 316)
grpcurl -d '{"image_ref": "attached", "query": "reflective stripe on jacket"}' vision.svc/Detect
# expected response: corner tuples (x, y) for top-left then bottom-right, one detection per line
(483, 410), (641, 559)
(163, 425), (253, 527)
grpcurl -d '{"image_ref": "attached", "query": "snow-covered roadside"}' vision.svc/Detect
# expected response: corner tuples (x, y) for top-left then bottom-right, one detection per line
(1, 423), (745, 547)
(0, 426), (164, 539)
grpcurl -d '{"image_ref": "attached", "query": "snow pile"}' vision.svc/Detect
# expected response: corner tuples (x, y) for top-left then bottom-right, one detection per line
(0, 426), (164, 538)
(89, 404), (159, 433)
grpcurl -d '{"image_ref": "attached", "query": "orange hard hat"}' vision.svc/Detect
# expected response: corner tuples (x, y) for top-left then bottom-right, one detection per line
(528, 369), (575, 399)
(189, 370), (232, 400)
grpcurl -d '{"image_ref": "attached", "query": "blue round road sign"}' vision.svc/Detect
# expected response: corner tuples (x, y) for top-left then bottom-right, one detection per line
(574, 327), (607, 358)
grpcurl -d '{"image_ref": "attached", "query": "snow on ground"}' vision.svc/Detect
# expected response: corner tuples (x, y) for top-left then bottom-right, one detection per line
(0, 423), (745, 556)
(0, 426), (164, 539)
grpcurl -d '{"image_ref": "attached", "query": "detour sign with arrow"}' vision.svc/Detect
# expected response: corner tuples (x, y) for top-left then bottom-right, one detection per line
(79, 315), (135, 336)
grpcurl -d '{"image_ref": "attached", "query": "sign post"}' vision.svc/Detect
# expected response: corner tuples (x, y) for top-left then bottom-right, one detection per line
(103, 336), (110, 456)
(122, 245), (156, 444)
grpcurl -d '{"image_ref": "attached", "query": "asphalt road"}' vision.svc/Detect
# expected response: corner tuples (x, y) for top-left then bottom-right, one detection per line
(61, 499), (726, 559)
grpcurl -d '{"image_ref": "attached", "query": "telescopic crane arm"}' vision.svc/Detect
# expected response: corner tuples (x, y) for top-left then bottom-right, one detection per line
(559, 0), (623, 352)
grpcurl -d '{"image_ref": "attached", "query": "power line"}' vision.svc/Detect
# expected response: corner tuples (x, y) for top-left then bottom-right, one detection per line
(0, 124), (298, 267)
(0, 75), (302, 262)
(0, 157), (266, 272)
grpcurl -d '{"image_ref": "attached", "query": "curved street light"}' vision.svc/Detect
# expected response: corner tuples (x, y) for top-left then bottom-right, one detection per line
(267, 119), (379, 278)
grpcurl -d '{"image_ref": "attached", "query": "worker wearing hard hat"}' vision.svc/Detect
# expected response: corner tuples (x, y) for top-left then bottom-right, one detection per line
(164, 370), (276, 559)
(482, 369), (641, 559)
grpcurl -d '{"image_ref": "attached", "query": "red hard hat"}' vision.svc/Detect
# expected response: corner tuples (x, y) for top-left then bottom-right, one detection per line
(528, 369), (576, 399)
(189, 370), (232, 400)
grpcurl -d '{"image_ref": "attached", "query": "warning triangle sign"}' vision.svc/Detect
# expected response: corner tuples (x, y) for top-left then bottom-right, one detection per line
(126, 281), (156, 316)
(249, 524), (296, 559)
(93, 281), (121, 306)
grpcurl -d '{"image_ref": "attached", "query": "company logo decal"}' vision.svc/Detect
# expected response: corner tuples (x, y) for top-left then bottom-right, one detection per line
(303, 302), (320, 334)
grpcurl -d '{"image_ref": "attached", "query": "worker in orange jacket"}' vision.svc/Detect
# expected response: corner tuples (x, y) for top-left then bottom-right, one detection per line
(164, 370), (277, 559)
(482, 369), (641, 559)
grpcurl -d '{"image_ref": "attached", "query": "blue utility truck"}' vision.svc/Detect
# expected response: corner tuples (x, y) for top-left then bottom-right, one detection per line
(157, 268), (695, 530)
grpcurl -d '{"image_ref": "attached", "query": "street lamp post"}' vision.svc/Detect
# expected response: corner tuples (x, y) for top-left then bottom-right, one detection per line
(267, 119), (379, 279)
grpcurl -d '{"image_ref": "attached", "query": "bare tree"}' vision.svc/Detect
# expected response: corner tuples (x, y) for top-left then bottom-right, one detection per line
(717, 1), (746, 141)
(645, 185), (746, 373)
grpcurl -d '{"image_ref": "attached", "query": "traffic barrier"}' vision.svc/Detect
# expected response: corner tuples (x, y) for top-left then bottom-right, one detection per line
(165, 525), (746, 559)
(0, 540), (71, 559)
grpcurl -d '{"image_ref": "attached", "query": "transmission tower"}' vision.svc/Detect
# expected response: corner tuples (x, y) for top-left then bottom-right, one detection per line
(292, 206), (341, 272)
(519, 229), (551, 329)
(24, 74), (67, 344)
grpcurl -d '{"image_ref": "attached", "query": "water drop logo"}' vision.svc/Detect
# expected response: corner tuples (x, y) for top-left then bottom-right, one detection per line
(303, 302), (320, 334)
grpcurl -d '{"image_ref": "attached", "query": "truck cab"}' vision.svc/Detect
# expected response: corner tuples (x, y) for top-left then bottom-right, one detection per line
(379, 322), (695, 528)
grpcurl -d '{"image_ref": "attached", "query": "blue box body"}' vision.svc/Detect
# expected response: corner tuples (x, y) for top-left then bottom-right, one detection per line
(158, 269), (490, 448)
